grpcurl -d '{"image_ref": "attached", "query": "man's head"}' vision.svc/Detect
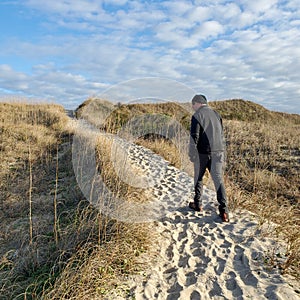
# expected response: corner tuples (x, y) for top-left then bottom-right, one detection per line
(191, 94), (207, 111)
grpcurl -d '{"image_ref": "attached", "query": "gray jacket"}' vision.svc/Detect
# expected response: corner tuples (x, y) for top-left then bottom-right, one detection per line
(189, 105), (225, 159)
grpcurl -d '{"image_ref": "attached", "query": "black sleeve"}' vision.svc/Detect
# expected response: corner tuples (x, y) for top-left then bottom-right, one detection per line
(190, 115), (200, 144)
(189, 116), (200, 160)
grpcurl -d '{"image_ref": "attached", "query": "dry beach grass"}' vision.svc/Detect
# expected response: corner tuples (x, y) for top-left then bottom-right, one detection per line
(0, 102), (152, 299)
(0, 99), (299, 299)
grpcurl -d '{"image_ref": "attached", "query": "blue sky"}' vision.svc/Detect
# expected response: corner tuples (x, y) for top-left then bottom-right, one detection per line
(0, 0), (299, 113)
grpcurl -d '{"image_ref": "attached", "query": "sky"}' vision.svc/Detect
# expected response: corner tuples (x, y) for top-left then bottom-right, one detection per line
(0, 0), (299, 113)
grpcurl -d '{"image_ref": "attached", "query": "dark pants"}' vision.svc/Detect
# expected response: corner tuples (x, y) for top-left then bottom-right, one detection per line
(194, 152), (228, 214)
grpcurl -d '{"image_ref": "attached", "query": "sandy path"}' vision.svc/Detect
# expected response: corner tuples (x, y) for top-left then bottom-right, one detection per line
(131, 207), (300, 299)
(118, 137), (300, 300)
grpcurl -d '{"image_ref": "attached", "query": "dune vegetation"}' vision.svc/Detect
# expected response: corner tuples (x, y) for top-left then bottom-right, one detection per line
(0, 102), (152, 299)
(0, 98), (299, 299)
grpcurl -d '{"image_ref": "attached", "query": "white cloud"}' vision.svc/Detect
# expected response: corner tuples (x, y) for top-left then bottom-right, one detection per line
(0, 65), (29, 90)
(187, 6), (212, 23)
(0, 0), (299, 113)
(194, 20), (224, 39)
(241, 0), (278, 13)
(25, 0), (103, 16)
(162, 1), (193, 15)
(218, 2), (241, 19)
(0, 63), (109, 107)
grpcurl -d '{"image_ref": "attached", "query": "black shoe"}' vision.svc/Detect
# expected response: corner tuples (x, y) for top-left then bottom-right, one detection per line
(189, 202), (203, 212)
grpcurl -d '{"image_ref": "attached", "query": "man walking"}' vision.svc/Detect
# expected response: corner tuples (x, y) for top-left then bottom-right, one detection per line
(188, 94), (229, 222)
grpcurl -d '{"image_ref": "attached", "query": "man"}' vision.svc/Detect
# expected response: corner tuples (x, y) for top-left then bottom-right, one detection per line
(188, 94), (229, 222)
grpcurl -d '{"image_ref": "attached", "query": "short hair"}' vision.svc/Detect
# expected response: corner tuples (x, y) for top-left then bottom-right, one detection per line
(192, 94), (207, 105)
